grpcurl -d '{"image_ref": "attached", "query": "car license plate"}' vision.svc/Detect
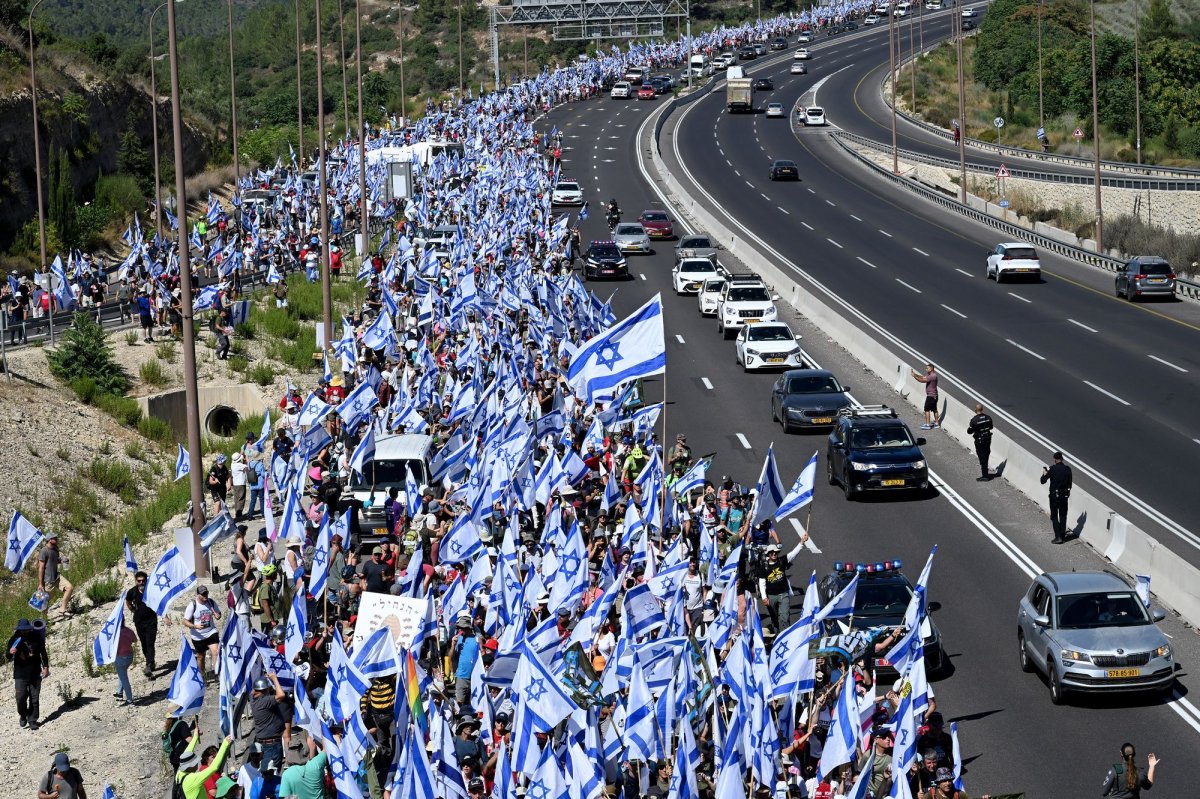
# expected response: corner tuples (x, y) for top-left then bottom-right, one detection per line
(744, 318), (760, 324)
(602, 269), (614, 274)
(874, 657), (892, 668)
(1107, 668), (1141, 678)
(811, 417), (833, 424)
(882, 478), (905, 487)
(374, 527), (388, 536)
(766, 356), (785, 363)
(1148, 278), (1165, 283)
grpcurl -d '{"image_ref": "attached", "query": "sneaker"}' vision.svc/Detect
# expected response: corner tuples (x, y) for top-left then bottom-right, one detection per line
(28, 720), (39, 731)
(919, 423), (932, 430)
(931, 423), (941, 429)
(18, 718), (27, 728)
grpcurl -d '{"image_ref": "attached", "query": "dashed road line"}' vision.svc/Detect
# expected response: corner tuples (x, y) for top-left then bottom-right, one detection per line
(878, 229), (893, 237)
(912, 247), (929, 256)
(856, 256), (877, 268)
(1007, 292), (1032, 304)
(1084, 380), (1131, 406)
(1148, 354), (1188, 373)
(1068, 318), (1099, 333)
(801, 221), (814, 230)
(895, 278), (921, 293)
(676, 334), (686, 344)
(1005, 338), (1046, 360)
(736, 433), (753, 449)
(827, 238), (843, 248)
(701, 377), (714, 390)
(941, 304), (967, 319)
(825, 199), (836, 207)
(850, 214), (862, 221)
(955, 268), (973, 278)
(778, 206), (790, 215)
(639, 274), (647, 281)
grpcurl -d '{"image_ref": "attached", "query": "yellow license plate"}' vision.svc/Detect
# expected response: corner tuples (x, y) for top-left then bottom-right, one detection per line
(1107, 668), (1141, 678)
(374, 527), (388, 536)
(811, 417), (833, 424)
(744, 318), (760, 324)
(882, 479), (905, 487)
(766, 356), (785, 363)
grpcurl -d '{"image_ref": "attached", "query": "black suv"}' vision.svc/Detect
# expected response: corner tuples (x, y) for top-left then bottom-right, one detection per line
(738, 45), (758, 60)
(818, 560), (946, 682)
(583, 241), (628, 280)
(770, 37), (788, 50)
(827, 405), (929, 498)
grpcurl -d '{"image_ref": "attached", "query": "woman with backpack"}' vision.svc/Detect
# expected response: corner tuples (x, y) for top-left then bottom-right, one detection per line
(175, 733), (233, 799)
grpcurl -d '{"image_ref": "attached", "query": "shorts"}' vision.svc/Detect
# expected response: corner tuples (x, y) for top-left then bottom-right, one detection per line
(191, 633), (220, 650)
(923, 395), (938, 413)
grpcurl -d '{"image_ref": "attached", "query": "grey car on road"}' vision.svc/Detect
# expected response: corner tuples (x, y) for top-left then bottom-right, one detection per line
(675, 234), (720, 264)
(1116, 255), (1176, 301)
(1017, 570), (1174, 704)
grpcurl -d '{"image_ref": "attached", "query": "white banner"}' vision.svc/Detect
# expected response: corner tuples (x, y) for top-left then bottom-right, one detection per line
(351, 591), (429, 650)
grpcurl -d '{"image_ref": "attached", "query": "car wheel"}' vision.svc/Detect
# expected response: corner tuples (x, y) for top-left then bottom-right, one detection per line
(827, 455), (837, 485)
(995, 269), (1005, 284)
(1018, 631), (1033, 673)
(985, 264), (993, 280)
(842, 468), (855, 500)
(781, 416), (793, 434)
(1115, 281), (1124, 298)
(1047, 658), (1066, 705)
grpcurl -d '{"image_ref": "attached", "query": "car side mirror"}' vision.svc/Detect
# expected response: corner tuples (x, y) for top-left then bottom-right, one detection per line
(928, 601), (942, 612)
(831, 442), (844, 449)
(916, 437), (927, 446)
(1033, 614), (1051, 627)
(1152, 607), (1167, 622)
(841, 386), (851, 392)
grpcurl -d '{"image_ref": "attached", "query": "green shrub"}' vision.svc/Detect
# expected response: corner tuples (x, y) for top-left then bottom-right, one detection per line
(70, 376), (99, 404)
(155, 340), (178, 362)
(124, 330), (139, 346)
(59, 477), (107, 534)
(258, 308), (301, 340)
(94, 174), (144, 215)
(84, 459), (138, 503)
(235, 321), (257, 339)
(96, 393), (143, 427)
(55, 446), (71, 462)
(227, 356), (249, 374)
(248, 363), (276, 387)
(85, 574), (122, 605)
(137, 415), (173, 444)
(139, 359), (169, 387)
(124, 440), (145, 461)
(47, 313), (129, 394)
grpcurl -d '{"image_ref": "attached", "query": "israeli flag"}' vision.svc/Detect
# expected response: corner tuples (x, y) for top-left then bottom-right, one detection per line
(166, 633), (205, 716)
(284, 579), (308, 665)
(193, 285), (219, 311)
(566, 294), (666, 404)
(142, 546), (196, 616)
(818, 668), (860, 778)
(950, 721), (965, 791)
(348, 426), (377, 480)
(749, 443), (787, 528)
(814, 572), (858, 624)
(297, 392), (332, 428)
(5, 511), (46, 573)
(1136, 574), (1151, 609)
(775, 451), (818, 522)
(309, 515), (333, 600)
(123, 535), (138, 572)
(91, 590), (128, 667)
(174, 444), (191, 482)
(336, 380), (379, 429)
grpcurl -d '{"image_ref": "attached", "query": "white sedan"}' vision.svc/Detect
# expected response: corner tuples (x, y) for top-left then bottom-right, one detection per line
(961, 7), (976, 16)
(765, 102), (785, 118)
(672, 257), (719, 294)
(551, 180), (583, 205)
(697, 278), (726, 316)
(797, 32), (813, 43)
(865, 13), (881, 24)
(790, 61), (808, 75)
(804, 106), (827, 126)
(735, 322), (804, 371)
(793, 48), (811, 60)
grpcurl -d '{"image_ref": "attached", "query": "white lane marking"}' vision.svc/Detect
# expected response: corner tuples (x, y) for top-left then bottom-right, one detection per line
(725, 158), (733, 167)
(856, 257), (877, 269)
(1084, 380), (1132, 406)
(878, 229), (893, 237)
(850, 214), (862, 221)
(761, 193), (771, 201)
(895, 278), (922, 294)
(1005, 338), (1046, 361)
(789, 518), (822, 554)
(734, 169), (742, 177)
(676, 334), (686, 344)
(736, 433), (753, 449)
(807, 187), (816, 194)
(941, 304), (967, 319)
(827, 238), (843, 248)
(1068, 318), (1099, 333)
(701, 377), (714, 390)
(955, 268), (973, 277)
(912, 247), (929, 256)
(1007, 292), (1032, 304)
(1148, 354), (1188, 373)
(825, 199), (836, 207)
(639, 274), (647, 281)
(801, 221), (815, 230)
(1194, 438), (1200, 445)
(746, 180), (755, 188)
(778, 206), (791, 215)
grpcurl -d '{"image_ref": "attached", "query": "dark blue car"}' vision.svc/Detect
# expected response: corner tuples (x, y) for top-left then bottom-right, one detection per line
(827, 405), (930, 499)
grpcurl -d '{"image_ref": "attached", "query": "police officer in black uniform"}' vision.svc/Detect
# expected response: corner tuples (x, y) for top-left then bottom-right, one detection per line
(1040, 451), (1073, 543)
(966, 403), (995, 481)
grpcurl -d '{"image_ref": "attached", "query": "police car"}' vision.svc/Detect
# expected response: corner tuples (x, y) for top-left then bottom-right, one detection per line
(819, 559), (946, 681)
(551, 179), (584, 206)
(583, 241), (628, 280)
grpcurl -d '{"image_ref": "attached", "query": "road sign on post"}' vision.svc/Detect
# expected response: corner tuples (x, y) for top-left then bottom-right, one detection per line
(994, 116), (1005, 147)
(1073, 127), (1084, 138)
(996, 164), (1011, 178)
(1037, 126), (1046, 139)
(1074, 127), (1084, 157)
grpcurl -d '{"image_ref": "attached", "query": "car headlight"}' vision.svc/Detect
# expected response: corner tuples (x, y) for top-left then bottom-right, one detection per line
(911, 460), (926, 469)
(1155, 644), (1172, 659)
(745, 348), (761, 358)
(1061, 650), (1092, 664)
(850, 462), (872, 471)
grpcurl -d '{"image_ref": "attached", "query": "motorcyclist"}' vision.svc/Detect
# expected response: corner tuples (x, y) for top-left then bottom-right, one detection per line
(606, 199), (621, 227)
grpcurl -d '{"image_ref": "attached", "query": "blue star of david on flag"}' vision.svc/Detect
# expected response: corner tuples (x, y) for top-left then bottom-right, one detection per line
(593, 341), (621, 371)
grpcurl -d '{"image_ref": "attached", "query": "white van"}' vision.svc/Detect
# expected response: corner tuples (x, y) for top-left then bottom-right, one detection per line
(624, 65), (648, 84)
(688, 54), (711, 78)
(895, 2), (912, 15)
(349, 433), (434, 546)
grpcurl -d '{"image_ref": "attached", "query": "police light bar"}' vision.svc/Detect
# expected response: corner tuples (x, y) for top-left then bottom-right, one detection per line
(837, 560), (903, 574)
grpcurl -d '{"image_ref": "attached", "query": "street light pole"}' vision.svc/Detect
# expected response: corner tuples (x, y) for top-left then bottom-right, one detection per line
(457, 0), (464, 98)
(354, 0), (367, 268)
(338, 0), (350, 135)
(225, 0), (239, 190)
(907, 6), (916, 113)
(889, 7), (898, 174)
(1089, 0), (1103, 250)
(165, 0), (209, 573)
(296, 0), (305, 165)
(1037, 0), (1044, 130)
(27, 0), (49, 280)
(1134, 0), (1142, 164)
(398, 7), (407, 126)
(956, 8), (967, 203)
(315, 0), (334, 347)
(148, 2), (168, 243)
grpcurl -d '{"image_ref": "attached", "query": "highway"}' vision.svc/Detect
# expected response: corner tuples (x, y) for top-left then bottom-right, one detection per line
(531, 57), (1200, 793)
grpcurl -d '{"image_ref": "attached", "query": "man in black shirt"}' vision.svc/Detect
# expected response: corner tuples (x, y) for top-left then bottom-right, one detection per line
(250, 672), (289, 773)
(361, 546), (392, 593)
(966, 403), (994, 481)
(1040, 451), (1073, 543)
(7, 618), (49, 729)
(127, 571), (159, 676)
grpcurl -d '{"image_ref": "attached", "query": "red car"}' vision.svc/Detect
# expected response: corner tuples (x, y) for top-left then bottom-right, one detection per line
(637, 85), (656, 100)
(637, 209), (675, 239)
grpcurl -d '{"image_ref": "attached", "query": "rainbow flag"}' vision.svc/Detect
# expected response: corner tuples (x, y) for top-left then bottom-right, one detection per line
(404, 649), (427, 737)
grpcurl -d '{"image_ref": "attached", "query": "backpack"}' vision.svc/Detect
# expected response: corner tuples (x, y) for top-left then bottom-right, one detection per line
(161, 718), (186, 755)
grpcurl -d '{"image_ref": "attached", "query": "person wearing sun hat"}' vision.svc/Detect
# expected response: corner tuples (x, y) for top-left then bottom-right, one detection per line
(175, 732), (233, 799)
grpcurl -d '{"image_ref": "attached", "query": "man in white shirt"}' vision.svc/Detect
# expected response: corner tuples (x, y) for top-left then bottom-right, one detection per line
(230, 452), (248, 520)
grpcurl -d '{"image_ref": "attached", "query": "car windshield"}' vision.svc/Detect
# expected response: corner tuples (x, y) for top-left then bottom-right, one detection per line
(556, 183), (579, 192)
(1057, 591), (1152, 629)
(786, 375), (841, 393)
(681, 261), (716, 273)
(855, 581), (913, 618)
(775, 162), (797, 169)
(615, 225), (643, 235)
(749, 326), (793, 341)
(683, 237), (713, 248)
(849, 425), (914, 449)
(590, 245), (621, 258)
(704, 280), (725, 292)
(642, 212), (668, 222)
(728, 287), (771, 301)
(349, 458), (424, 491)
(1004, 247), (1037, 259)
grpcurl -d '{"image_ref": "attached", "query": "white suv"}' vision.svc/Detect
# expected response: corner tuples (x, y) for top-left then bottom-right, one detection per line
(985, 242), (1042, 283)
(717, 278), (779, 339)
(697, 278), (726, 316)
(611, 81), (632, 99)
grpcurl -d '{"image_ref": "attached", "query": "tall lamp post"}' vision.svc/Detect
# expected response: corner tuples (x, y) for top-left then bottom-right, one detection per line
(27, 0), (49, 279)
(338, 0), (350, 135)
(315, 0), (334, 347)
(148, 3), (169, 243)
(1089, 0), (1103, 250)
(1133, 0), (1142, 164)
(399, 6), (409, 126)
(225, 0), (240, 190)
(1037, 0), (1044, 130)
(296, 0), (305, 165)
(955, 7), (967, 202)
(165, 0), (209, 573)
(889, 7), (899, 174)
(354, 0), (367, 266)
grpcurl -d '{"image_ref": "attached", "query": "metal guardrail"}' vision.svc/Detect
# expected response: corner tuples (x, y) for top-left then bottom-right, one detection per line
(828, 131), (1200, 302)
(836, 130), (1200, 191)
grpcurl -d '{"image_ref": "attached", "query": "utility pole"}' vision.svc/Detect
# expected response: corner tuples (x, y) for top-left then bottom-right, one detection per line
(165, 0), (208, 575)
(1089, 0), (1103, 250)
(956, 8), (967, 203)
(27, 0), (49, 289)
(148, 2), (168, 243)
(1037, 0), (1044, 130)
(338, 0), (350, 135)
(1133, 0), (1142, 164)
(315, 0), (334, 347)
(296, 0), (305, 165)
(355, 0), (367, 267)
(889, 8), (898, 174)
(225, 0), (239, 189)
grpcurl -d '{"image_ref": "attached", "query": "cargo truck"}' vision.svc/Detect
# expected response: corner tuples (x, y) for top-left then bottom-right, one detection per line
(725, 66), (753, 113)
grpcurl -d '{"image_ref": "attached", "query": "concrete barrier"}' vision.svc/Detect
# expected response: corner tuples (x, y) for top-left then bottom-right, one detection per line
(138, 384), (269, 441)
(646, 107), (1200, 626)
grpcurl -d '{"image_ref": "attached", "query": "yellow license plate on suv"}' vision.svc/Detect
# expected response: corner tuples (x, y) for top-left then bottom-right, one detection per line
(1107, 668), (1141, 678)
(882, 479), (905, 487)
(810, 417), (833, 424)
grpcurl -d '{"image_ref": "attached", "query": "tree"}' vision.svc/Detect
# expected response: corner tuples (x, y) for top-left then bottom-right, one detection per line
(1140, 0), (1178, 42)
(46, 312), (130, 395)
(116, 121), (153, 199)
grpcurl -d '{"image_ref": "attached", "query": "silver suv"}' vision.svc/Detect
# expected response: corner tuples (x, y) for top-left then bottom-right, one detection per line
(1017, 571), (1174, 705)
(1116, 256), (1176, 301)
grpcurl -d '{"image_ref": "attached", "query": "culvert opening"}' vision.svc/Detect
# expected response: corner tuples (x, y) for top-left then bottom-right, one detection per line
(204, 405), (241, 437)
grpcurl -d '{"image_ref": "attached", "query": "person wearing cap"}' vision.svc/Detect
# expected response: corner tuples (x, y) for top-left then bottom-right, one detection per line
(450, 612), (482, 707)
(453, 713), (486, 768)
(214, 775), (242, 799)
(175, 733), (234, 799)
(255, 564), (282, 629)
(668, 433), (691, 471)
(8, 617), (49, 729)
(37, 752), (85, 799)
(230, 450), (248, 519)
(206, 453), (231, 503)
(183, 583), (223, 681)
(245, 452), (266, 519)
(1040, 450), (1073, 543)
(37, 532), (73, 620)
(856, 728), (895, 796)
(362, 545), (393, 594)
(758, 536), (805, 633)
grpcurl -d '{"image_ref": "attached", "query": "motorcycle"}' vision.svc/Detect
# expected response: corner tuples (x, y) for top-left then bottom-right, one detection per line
(606, 209), (621, 229)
